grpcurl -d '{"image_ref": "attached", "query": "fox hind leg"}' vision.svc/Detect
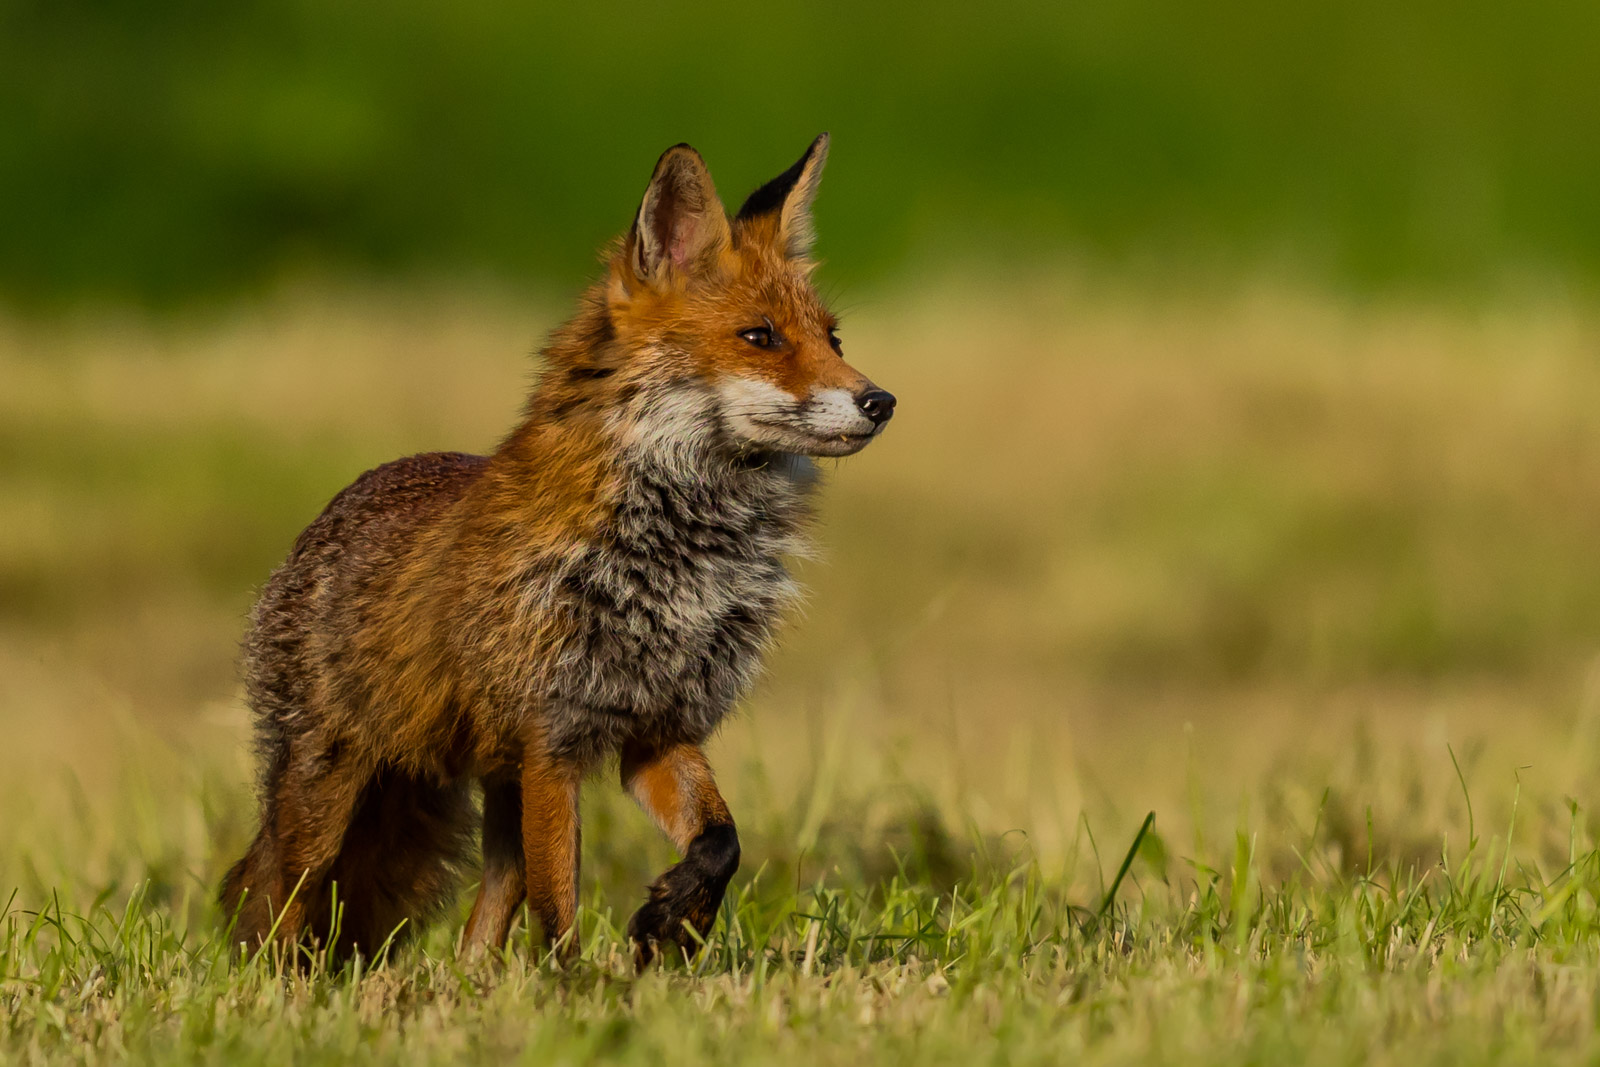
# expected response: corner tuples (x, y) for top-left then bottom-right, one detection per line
(222, 738), (369, 955)
(461, 770), (527, 956)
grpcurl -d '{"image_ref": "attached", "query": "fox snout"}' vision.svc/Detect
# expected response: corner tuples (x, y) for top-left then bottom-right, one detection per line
(713, 377), (896, 457)
(787, 383), (896, 456)
(856, 388), (896, 427)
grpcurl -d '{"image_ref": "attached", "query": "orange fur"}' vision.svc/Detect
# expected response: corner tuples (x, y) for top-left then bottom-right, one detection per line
(222, 137), (894, 965)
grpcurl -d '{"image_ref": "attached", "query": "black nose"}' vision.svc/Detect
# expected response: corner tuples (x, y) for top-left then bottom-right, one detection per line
(856, 388), (897, 426)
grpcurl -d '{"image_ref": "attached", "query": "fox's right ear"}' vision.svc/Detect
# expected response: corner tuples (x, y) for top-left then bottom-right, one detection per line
(736, 133), (829, 259)
(628, 144), (731, 285)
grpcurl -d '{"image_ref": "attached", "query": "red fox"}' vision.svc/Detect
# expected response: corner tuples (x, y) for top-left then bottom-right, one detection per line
(221, 135), (895, 964)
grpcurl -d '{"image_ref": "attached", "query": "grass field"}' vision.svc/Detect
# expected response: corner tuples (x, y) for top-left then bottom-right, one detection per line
(6, 278), (1600, 1061)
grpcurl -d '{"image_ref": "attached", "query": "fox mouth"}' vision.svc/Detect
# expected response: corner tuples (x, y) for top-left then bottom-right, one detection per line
(805, 429), (879, 457)
(744, 419), (882, 457)
(714, 379), (890, 458)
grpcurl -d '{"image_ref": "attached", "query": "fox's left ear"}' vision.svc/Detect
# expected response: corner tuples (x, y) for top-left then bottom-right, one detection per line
(629, 144), (732, 285)
(736, 133), (829, 258)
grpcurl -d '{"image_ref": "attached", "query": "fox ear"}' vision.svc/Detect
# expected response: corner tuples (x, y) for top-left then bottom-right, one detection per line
(736, 133), (829, 258)
(629, 144), (730, 284)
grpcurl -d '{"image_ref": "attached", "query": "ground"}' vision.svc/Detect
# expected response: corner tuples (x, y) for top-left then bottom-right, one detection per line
(5, 277), (1600, 1063)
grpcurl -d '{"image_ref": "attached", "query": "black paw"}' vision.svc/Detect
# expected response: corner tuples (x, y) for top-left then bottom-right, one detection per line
(627, 824), (739, 968)
(626, 892), (680, 968)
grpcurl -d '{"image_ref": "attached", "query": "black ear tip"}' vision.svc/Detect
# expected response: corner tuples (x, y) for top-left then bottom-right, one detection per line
(736, 136), (830, 222)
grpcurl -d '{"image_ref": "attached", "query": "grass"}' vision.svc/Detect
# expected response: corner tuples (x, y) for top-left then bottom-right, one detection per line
(6, 277), (1600, 1061)
(11, 775), (1600, 1063)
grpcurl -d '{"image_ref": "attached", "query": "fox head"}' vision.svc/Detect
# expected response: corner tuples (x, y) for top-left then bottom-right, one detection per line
(595, 135), (895, 459)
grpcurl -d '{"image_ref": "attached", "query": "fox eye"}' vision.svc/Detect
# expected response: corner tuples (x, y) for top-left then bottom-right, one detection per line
(828, 329), (843, 354)
(739, 326), (775, 349)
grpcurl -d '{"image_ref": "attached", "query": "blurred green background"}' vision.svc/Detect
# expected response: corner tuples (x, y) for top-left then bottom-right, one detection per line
(5, 0), (1600, 305)
(6, 0), (1600, 917)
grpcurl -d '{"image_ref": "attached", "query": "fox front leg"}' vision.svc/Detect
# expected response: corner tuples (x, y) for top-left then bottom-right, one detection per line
(619, 741), (740, 966)
(519, 745), (583, 958)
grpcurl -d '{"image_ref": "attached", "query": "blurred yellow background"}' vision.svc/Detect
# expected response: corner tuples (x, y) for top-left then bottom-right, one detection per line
(4, 1), (1600, 909)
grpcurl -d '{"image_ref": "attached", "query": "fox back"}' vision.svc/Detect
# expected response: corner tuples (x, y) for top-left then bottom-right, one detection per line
(222, 136), (896, 963)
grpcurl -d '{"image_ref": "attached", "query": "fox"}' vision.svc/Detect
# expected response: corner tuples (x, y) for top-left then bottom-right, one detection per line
(220, 134), (896, 965)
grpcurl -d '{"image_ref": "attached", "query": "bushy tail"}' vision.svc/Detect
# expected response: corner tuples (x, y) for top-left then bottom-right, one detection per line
(221, 767), (474, 960)
(310, 771), (476, 957)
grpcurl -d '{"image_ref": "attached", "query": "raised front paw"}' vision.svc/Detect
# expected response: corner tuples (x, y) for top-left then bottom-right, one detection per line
(627, 824), (740, 968)
(626, 888), (680, 968)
